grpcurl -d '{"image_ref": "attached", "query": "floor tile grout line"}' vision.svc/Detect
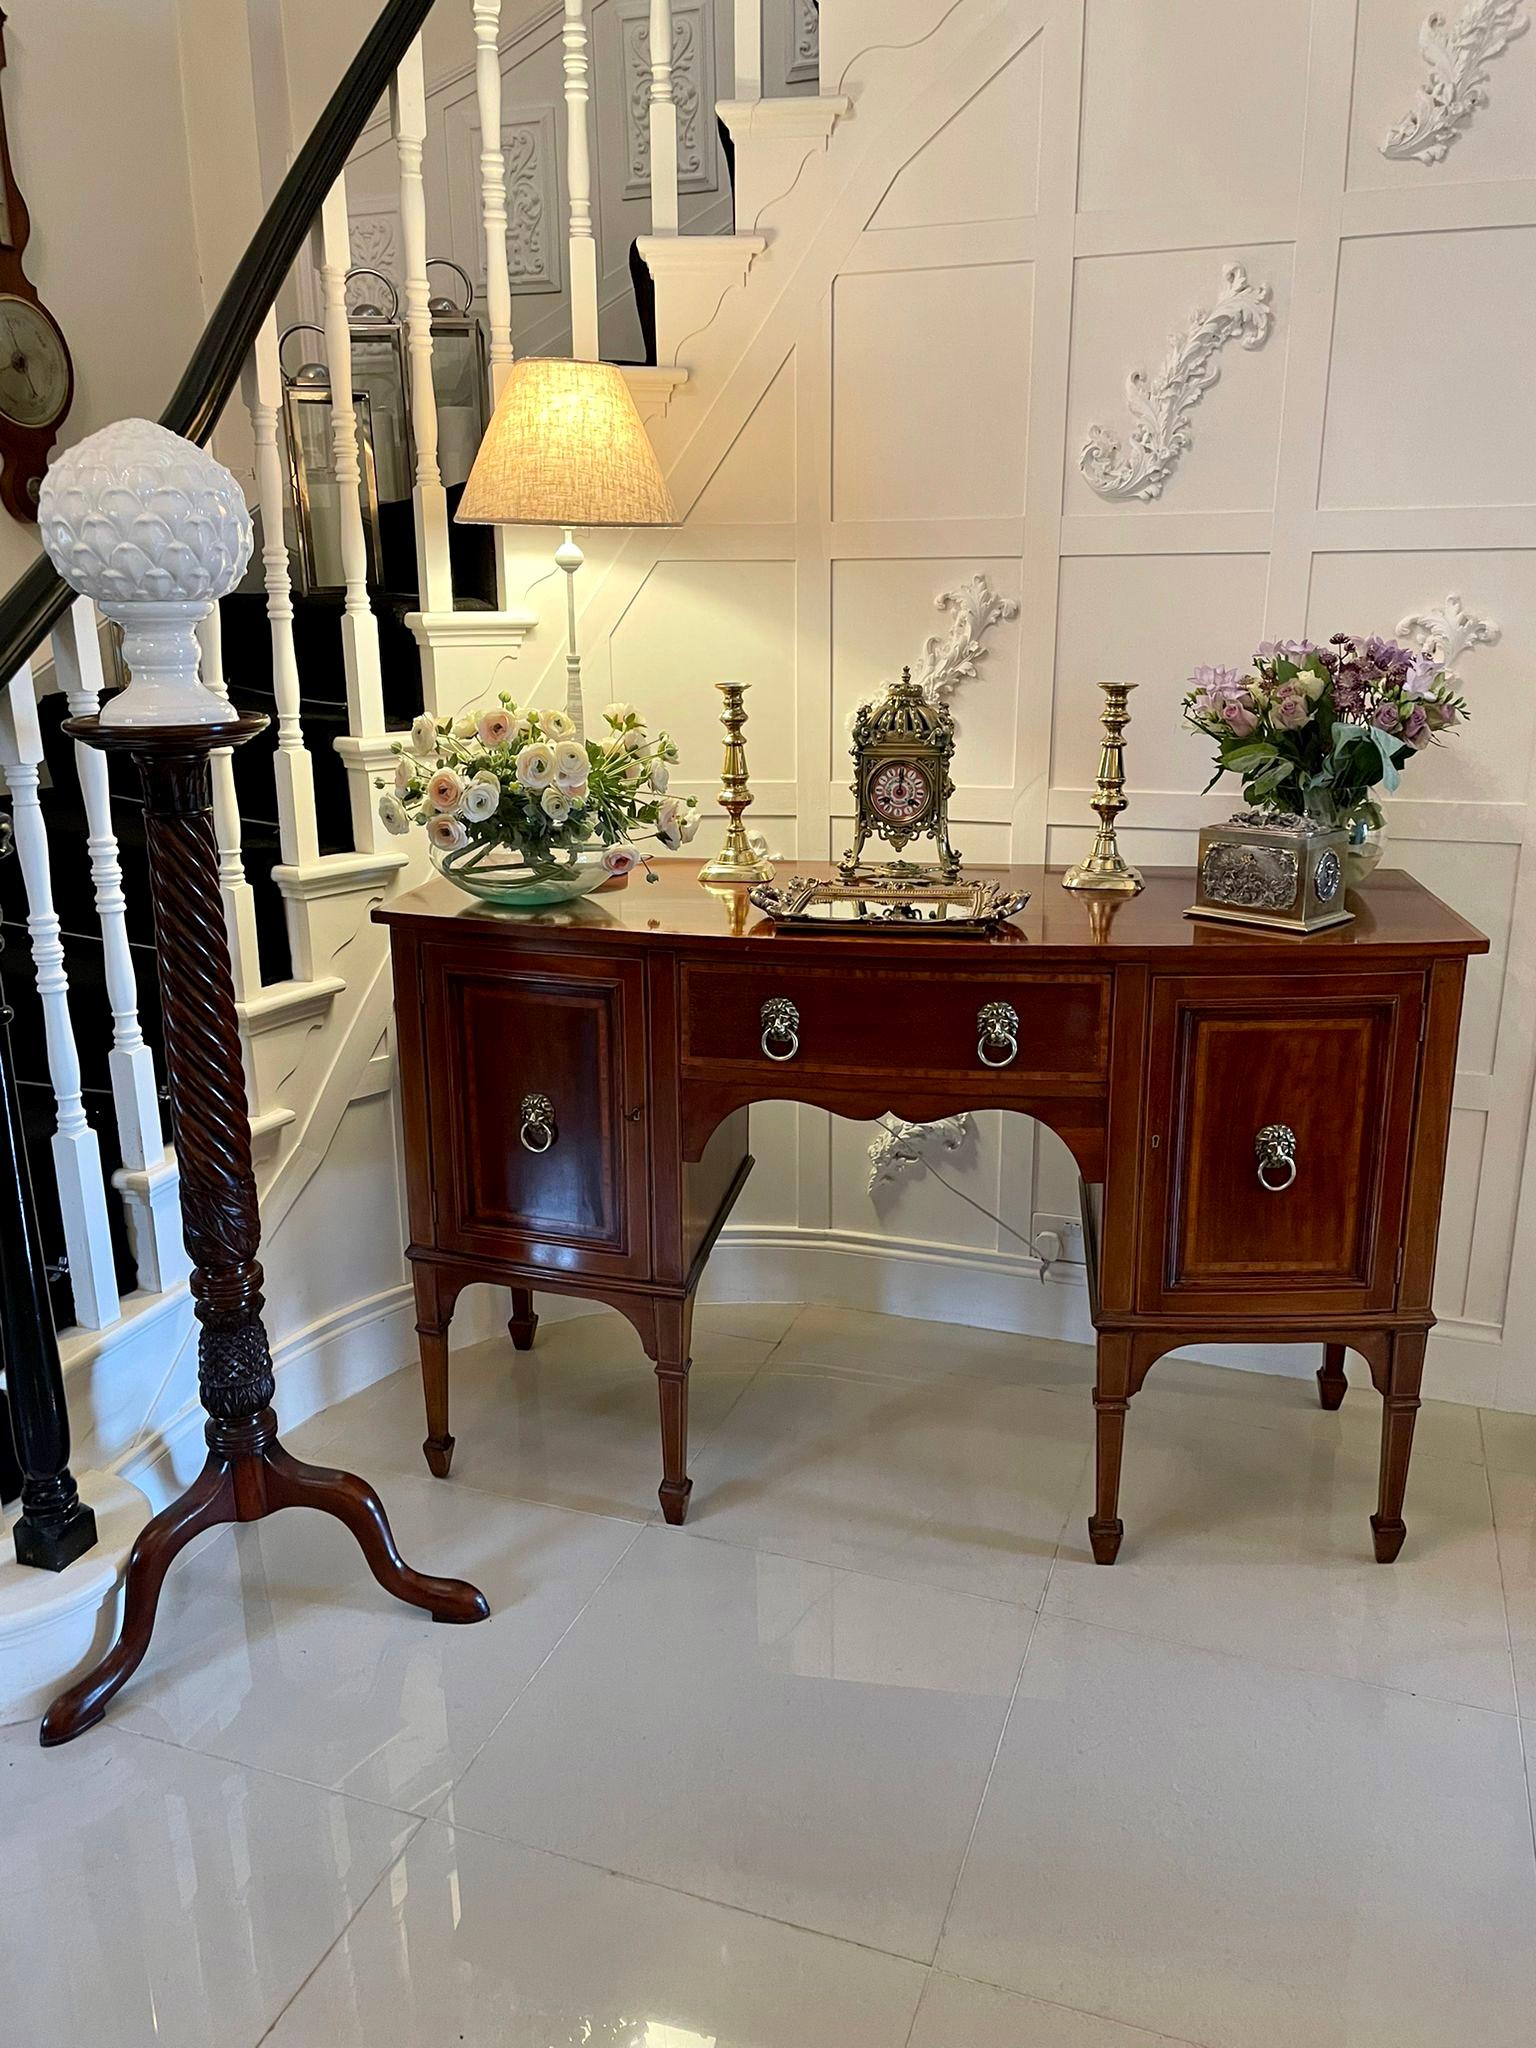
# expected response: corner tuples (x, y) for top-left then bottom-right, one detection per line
(415, 1809), (961, 1975)
(60, 1718), (434, 1828)
(665, 1519), (1058, 1615)
(1029, 1601), (1525, 1723)
(909, 1962), (1214, 2048)
(253, 1813), (432, 2046)
(923, 1529), (1064, 1987)
(1478, 1406), (1536, 1867)
(424, 1516), (649, 1828)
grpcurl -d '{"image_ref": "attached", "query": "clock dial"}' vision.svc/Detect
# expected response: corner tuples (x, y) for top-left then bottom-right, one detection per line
(868, 759), (932, 825)
(0, 294), (69, 428)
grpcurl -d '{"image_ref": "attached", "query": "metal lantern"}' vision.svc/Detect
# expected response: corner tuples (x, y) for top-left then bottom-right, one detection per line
(277, 325), (384, 595)
(426, 258), (488, 489)
(343, 267), (413, 504)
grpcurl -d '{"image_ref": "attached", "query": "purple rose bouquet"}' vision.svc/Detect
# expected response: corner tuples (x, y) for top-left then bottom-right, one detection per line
(1183, 634), (1468, 831)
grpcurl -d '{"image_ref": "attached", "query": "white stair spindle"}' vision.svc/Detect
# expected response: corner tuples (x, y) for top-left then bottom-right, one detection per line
(50, 598), (162, 1177)
(318, 174), (392, 852)
(734, 0), (763, 99)
(563, 0), (600, 360)
(473, 0), (520, 608)
(0, 662), (120, 1330)
(648, 0), (680, 235)
(196, 604), (264, 1004)
(391, 34), (454, 612)
(243, 312), (321, 875)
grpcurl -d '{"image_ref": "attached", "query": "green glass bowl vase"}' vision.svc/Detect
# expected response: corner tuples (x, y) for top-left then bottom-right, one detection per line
(431, 842), (612, 908)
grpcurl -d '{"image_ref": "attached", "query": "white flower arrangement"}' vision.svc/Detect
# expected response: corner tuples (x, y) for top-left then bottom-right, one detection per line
(378, 698), (699, 884)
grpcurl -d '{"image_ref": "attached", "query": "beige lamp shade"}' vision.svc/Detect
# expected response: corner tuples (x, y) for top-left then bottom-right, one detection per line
(455, 357), (677, 528)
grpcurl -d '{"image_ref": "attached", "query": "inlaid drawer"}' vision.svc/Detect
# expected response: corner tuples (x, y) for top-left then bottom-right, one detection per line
(679, 960), (1110, 1088)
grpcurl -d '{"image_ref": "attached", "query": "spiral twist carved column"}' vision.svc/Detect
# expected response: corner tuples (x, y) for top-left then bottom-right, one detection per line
(40, 719), (488, 1749)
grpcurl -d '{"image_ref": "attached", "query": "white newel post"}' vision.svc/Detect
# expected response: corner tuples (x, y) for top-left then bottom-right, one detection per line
(0, 662), (120, 1330)
(563, 0), (600, 360)
(318, 173), (392, 851)
(473, 0), (520, 609)
(734, 0), (763, 99)
(243, 315), (322, 882)
(392, 34), (455, 614)
(648, 0), (681, 235)
(196, 603), (264, 1005)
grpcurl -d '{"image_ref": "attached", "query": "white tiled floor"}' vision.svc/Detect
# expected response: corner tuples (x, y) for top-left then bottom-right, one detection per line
(6, 1303), (1536, 2047)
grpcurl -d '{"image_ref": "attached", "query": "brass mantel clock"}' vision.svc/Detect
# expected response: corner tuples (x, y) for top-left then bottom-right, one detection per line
(0, 13), (74, 521)
(839, 666), (961, 880)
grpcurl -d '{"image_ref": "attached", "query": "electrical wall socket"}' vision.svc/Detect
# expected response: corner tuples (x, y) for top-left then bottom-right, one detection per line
(1031, 1213), (1085, 1264)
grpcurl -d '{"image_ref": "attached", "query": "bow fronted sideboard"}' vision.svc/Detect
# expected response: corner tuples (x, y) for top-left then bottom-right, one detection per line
(377, 864), (1486, 1563)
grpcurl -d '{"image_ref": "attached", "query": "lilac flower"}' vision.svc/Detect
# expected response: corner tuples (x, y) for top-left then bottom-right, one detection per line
(1402, 651), (1444, 700)
(1188, 663), (1247, 697)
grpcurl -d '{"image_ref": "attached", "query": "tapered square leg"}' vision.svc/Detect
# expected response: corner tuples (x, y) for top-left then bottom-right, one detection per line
(412, 1262), (459, 1479)
(1090, 1331), (1134, 1565)
(1372, 1331), (1426, 1563)
(650, 1296), (695, 1525)
(507, 1286), (539, 1352)
(1318, 1343), (1348, 1411)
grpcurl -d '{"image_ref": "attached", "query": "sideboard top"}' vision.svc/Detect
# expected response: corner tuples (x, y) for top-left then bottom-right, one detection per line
(376, 864), (1488, 963)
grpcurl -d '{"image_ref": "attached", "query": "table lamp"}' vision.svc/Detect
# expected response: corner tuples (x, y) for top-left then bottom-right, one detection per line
(456, 358), (677, 738)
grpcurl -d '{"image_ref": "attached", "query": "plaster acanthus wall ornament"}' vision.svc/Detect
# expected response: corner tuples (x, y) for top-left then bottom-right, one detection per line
(914, 572), (1021, 706)
(1380, 0), (1529, 164)
(621, 1), (717, 198)
(1079, 263), (1274, 502)
(788, 0), (821, 84)
(868, 1113), (971, 1194)
(503, 109), (561, 294)
(1397, 592), (1501, 671)
(347, 213), (399, 298)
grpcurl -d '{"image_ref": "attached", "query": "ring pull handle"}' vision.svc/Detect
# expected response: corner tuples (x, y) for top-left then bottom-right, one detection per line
(977, 1000), (1020, 1069)
(760, 996), (800, 1062)
(1255, 1122), (1297, 1192)
(520, 1092), (556, 1153)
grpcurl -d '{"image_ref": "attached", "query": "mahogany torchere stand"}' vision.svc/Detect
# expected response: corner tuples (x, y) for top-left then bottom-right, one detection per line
(40, 718), (488, 1748)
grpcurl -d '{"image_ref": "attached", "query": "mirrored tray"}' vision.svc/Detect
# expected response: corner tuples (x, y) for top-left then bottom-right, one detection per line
(749, 874), (1030, 932)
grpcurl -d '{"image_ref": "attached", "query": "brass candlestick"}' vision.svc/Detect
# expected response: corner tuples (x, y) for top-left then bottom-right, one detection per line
(1062, 680), (1143, 895)
(698, 680), (775, 886)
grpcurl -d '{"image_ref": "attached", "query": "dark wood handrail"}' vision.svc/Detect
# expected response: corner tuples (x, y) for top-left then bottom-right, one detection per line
(0, 0), (437, 686)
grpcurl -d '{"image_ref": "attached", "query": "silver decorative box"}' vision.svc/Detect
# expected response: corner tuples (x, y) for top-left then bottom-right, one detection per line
(1188, 809), (1352, 934)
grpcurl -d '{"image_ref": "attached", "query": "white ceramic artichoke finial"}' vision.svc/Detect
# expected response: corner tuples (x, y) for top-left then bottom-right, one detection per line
(38, 419), (254, 726)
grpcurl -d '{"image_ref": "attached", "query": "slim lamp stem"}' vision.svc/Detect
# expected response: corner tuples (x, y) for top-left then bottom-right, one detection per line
(557, 527), (585, 740)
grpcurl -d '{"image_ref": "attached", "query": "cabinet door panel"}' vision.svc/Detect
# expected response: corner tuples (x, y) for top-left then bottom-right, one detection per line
(422, 944), (649, 1279)
(1139, 974), (1423, 1317)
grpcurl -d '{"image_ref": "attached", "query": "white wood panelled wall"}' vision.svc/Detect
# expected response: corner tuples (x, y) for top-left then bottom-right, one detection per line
(500, 0), (1536, 1410)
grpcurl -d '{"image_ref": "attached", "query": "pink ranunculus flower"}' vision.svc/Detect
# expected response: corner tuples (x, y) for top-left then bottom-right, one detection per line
(477, 707), (515, 746)
(427, 768), (465, 812)
(600, 845), (640, 877)
(427, 813), (468, 852)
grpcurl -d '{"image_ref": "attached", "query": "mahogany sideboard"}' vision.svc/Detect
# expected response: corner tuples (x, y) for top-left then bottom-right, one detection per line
(376, 863), (1486, 1564)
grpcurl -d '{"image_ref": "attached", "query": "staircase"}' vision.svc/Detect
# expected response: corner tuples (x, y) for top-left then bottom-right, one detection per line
(0, 0), (858, 1529)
